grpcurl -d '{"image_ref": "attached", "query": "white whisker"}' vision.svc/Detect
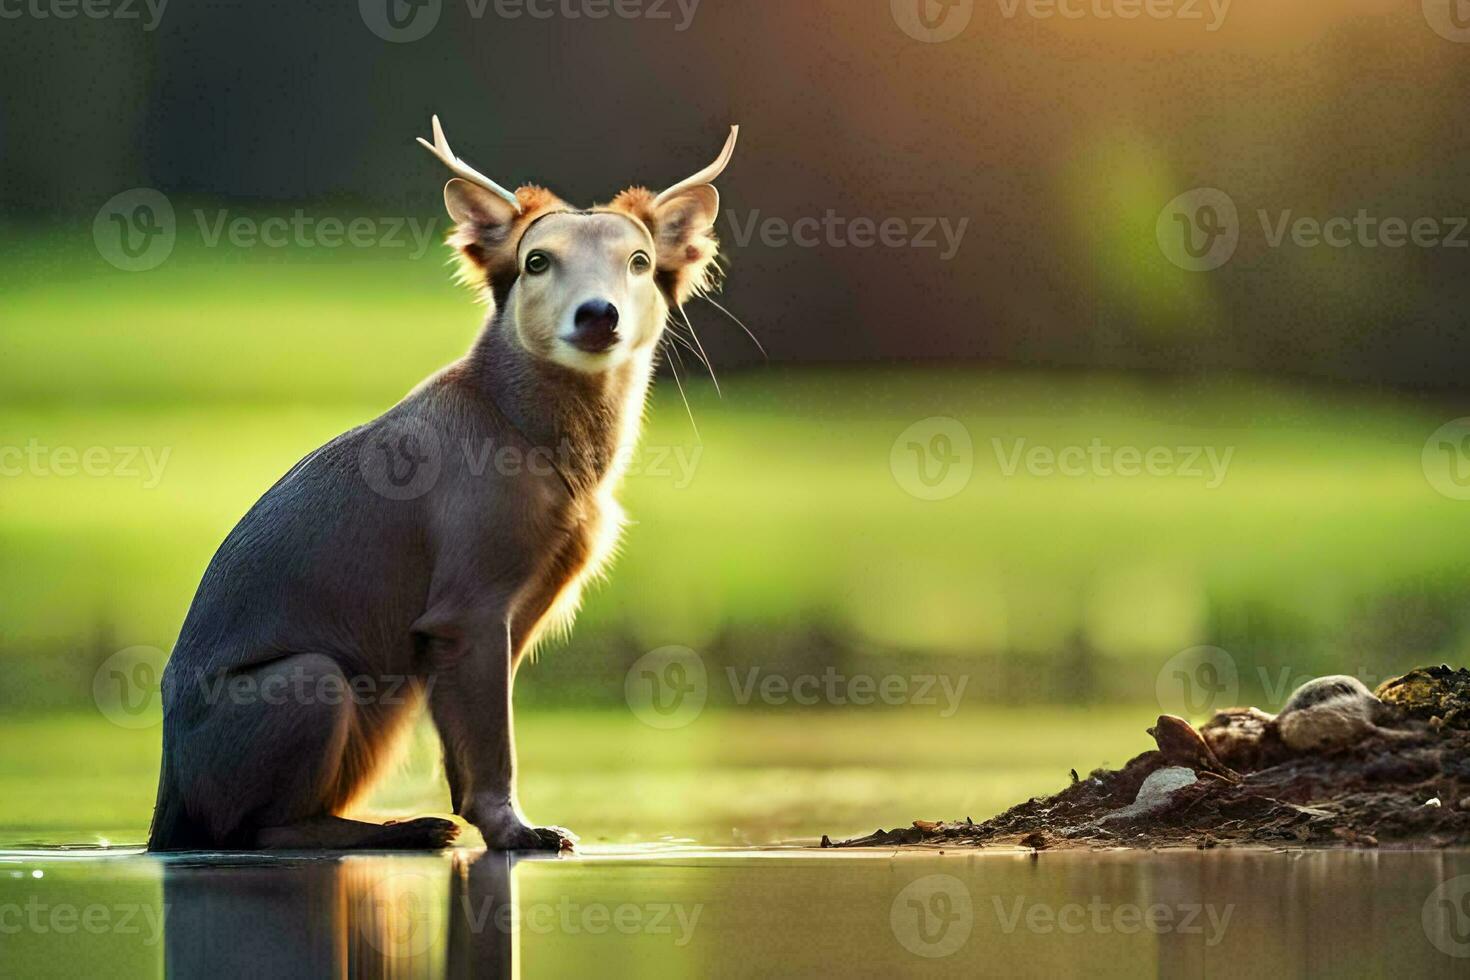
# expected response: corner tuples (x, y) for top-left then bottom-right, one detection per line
(675, 305), (721, 397)
(704, 297), (766, 359)
(660, 336), (700, 439)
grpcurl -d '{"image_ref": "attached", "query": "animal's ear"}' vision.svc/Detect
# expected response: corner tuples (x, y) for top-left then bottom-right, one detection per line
(612, 126), (738, 306)
(650, 184), (722, 305)
(444, 177), (520, 231)
(443, 177), (520, 285)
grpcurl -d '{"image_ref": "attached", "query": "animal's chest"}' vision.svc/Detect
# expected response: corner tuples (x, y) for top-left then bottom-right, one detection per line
(515, 491), (626, 650)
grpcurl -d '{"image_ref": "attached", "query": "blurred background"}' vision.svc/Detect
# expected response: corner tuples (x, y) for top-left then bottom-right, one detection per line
(3, 0), (1470, 847)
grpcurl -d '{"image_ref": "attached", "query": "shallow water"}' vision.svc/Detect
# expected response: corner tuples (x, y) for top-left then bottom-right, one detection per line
(2, 846), (1468, 978)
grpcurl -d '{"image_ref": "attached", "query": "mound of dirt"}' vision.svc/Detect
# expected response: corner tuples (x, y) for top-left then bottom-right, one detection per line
(824, 666), (1470, 850)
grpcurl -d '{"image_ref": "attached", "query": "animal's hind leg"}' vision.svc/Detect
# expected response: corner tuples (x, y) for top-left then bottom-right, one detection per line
(177, 652), (456, 849)
(174, 653), (356, 846)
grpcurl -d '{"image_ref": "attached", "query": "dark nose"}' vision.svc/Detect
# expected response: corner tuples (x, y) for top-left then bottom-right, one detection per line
(570, 300), (620, 353)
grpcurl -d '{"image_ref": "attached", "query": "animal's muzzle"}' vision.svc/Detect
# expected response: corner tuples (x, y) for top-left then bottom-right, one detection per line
(569, 300), (620, 353)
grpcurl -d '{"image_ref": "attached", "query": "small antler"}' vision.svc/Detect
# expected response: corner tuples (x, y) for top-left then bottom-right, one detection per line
(654, 126), (739, 206)
(417, 115), (522, 213)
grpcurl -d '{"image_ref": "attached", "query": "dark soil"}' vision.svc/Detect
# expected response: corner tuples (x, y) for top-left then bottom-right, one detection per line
(824, 666), (1470, 850)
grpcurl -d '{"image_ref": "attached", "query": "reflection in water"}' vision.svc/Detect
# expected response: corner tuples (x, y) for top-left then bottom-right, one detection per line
(2, 847), (1468, 978)
(161, 850), (526, 979)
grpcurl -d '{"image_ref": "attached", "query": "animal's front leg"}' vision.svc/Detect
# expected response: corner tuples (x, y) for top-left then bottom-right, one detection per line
(427, 620), (576, 852)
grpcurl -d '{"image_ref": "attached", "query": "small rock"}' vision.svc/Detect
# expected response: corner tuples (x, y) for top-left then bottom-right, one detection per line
(1424, 798), (1442, 808)
(1099, 767), (1198, 825)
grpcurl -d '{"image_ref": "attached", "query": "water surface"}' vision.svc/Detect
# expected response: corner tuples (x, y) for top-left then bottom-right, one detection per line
(3, 846), (1467, 978)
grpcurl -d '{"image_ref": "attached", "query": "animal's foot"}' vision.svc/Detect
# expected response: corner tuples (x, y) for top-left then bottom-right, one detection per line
(257, 815), (459, 850)
(476, 808), (577, 852)
(370, 817), (461, 850)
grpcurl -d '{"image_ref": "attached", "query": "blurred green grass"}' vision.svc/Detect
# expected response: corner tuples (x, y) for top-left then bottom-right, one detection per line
(3, 233), (1469, 708)
(0, 708), (1151, 847)
(5, 227), (1470, 849)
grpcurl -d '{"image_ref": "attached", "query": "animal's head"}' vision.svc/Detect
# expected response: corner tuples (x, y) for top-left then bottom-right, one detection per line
(419, 116), (736, 374)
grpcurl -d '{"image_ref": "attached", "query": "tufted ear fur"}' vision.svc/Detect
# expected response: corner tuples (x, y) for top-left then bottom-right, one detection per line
(607, 185), (722, 306)
(443, 180), (566, 307)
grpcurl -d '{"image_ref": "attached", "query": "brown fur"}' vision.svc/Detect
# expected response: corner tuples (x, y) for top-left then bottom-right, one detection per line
(450, 184), (569, 301)
(606, 185), (723, 306)
(148, 132), (734, 853)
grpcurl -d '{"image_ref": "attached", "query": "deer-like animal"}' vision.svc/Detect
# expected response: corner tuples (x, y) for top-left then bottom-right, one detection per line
(147, 117), (738, 851)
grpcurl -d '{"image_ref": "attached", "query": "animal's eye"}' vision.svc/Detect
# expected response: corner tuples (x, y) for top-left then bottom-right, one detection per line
(525, 251), (551, 275)
(630, 250), (652, 274)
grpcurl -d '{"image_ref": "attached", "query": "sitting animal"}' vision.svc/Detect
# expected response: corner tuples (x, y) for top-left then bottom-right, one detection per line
(147, 117), (739, 852)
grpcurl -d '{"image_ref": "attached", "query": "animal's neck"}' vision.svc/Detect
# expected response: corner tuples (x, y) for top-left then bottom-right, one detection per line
(469, 315), (654, 496)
